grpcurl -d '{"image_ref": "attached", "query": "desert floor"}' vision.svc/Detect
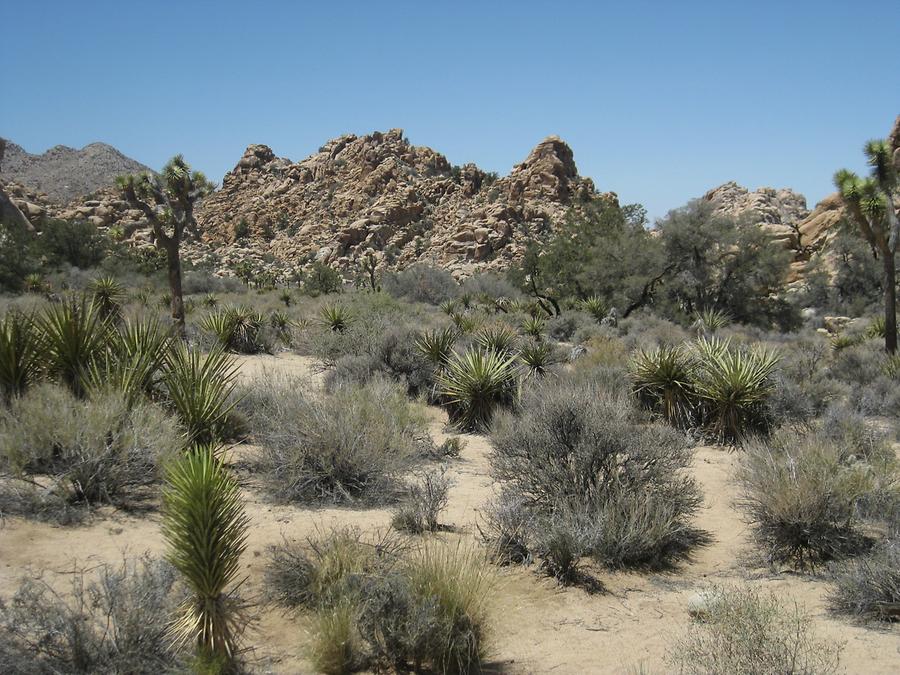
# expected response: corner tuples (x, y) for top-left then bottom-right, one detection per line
(2, 352), (898, 674)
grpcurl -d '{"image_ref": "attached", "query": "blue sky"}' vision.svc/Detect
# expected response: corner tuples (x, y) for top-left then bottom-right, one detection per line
(4, 1), (899, 219)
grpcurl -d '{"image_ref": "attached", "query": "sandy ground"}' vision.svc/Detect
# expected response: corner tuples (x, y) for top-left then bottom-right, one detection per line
(1, 353), (898, 673)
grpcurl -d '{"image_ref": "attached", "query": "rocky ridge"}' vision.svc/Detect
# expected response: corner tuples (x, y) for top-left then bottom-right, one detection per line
(0, 141), (151, 204)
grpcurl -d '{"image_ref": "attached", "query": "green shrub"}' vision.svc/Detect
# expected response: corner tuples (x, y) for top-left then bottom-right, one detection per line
(245, 375), (427, 503)
(320, 302), (352, 333)
(0, 557), (185, 675)
(488, 379), (704, 573)
(162, 344), (238, 445)
(737, 428), (890, 567)
(436, 348), (518, 432)
(302, 261), (344, 296)
(392, 468), (452, 534)
(829, 540), (900, 622)
(161, 444), (249, 666)
(667, 586), (842, 674)
(0, 384), (181, 514)
(0, 310), (42, 401)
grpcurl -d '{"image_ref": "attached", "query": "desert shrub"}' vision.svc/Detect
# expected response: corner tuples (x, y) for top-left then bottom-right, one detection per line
(309, 600), (367, 675)
(829, 539), (900, 622)
(768, 337), (846, 425)
(357, 545), (491, 674)
(436, 348), (518, 431)
(35, 218), (108, 269)
(392, 468), (452, 534)
(0, 384), (181, 515)
(488, 379), (704, 574)
(382, 264), (459, 305)
(245, 375), (427, 503)
(546, 311), (593, 341)
(479, 494), (534, 565)
(199, 305), (270, 354)
(828, 339), (885, 386)
(853, 374), (900, 417)
(619, 311), (690, 351)
(0, 310), (42, 401)
(162, 344), (238, 445)
(667, 586), (842, 674)
(0, 557), (185, 675)
(460, 273), (520, 303)
(737, 428), (894, 567)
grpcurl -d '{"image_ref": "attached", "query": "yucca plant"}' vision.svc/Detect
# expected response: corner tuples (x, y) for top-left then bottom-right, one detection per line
(163, 344), (239, 445)
(88, 275), (126, 321)
(416, 327), (457, 368)
(22, 273), (46, 294)
(830, 333), (863, 352)
(37, 297), (111, 397)
(519, 341), (557, 378)
(439, 299), (458, 316)
(200, 306), (266, 354)
(459, 293), (474, 310)
(451, 312), (481, 334)
(475, 325), (518, 356)
(278, 290), (293, 307)
(202, 293), (219, 308)
(159, 292), (172, 309)
(0, 311), (42, 400)
(320, 303), (352, 333)
(579, 295), (609, 323)
(85, 316), (171, 406)
(630, 344), (696, 427)
(885, 353), (900, 379)
(520, 316), (546, 339)
(161, 444), (249, 667)
(269, 310), (292, 345)
(691, 337), (780, 443)
(436, 348), (518, 431)
(693, 307), (731, 334)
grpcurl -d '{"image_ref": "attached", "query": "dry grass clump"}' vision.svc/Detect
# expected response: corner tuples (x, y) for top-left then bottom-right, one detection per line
(391, 468), (452, 534)
(485, 378), (705, 582)
(829, 539), (900, 622)
(667, 586), (843, 674)
(242, 374), (428, 504)
(265, 529), (492, 674)
(0, 557), (186, 674)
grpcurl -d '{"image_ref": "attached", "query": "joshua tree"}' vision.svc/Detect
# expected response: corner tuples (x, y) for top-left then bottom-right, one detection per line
(117, 156), (213, 337)
(834, 121), (900, 353)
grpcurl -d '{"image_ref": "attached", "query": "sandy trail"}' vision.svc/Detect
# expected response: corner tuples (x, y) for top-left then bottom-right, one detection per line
(1, 353), (898, 673)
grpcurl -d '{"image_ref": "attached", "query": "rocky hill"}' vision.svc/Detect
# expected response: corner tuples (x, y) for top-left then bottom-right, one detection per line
(0, 140), (151, 204)
(188, 129), (614, 277)
(703, 182), (810, 249)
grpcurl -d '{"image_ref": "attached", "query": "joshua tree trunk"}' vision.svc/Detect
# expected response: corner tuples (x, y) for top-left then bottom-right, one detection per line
(882, 248), (897, 354)
(162, 237), (186, 338)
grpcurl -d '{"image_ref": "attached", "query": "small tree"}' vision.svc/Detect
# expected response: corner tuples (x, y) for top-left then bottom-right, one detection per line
(834, 128), (900, 353)
(117, 157), (213, 337)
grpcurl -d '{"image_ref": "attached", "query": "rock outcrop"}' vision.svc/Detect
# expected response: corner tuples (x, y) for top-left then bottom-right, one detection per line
(703, 181), (810, 249)
(0, 141), (151, 204)
(192, 129), (613, 277)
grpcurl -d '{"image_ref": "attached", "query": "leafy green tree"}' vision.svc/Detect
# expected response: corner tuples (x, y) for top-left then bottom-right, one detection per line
(118, 156), (213, 337)
(34, 219), (108, 268)
(655, 200), (796, 328)
(834, 130), (900, 352)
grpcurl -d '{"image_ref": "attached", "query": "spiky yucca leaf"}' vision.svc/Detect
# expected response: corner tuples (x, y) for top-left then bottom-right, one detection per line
(520, 316), (546, 339)
(0, 311), (42, 400)
(519, 341), (557, 378)
(630, 344), (695, 427)
(579, 295), (608, 323)
(163, 344), (238, 445)
(693, 307), (731, 334)
(200, 305), (266, 354)
(84, 316), (171, 406)
(37, 297), (111, 397)
(88, 275), (126, 321)
(439, 299), (458, 316)
(416, 327), (457, 368)
(161, 444), (249, 663)
(320, 303), (352, 333)
(691, 337), (780, 443)
(436, 348), (518, 431)
(475, 325), (518, 356)
(450, 312), (481, 334)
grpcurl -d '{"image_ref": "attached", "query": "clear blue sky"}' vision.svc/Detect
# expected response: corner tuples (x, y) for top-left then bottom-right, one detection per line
(4, 1), (899, 219)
